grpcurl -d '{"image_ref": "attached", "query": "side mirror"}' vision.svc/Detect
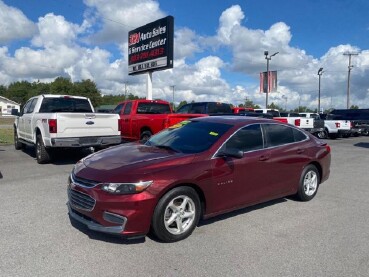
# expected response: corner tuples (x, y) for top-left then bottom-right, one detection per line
(216, 148), (244, 159)
(11, 109), (19, 116)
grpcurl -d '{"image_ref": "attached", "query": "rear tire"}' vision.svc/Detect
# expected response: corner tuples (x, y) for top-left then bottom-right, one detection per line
(296, 164), (320, 201)
(36, 134), (51, 164)
(151, 186), (201, 242)
(140, 131), (152, 142)
(316, 130), (327, 139)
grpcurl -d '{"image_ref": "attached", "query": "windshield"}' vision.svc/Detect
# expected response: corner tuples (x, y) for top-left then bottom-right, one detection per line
(146, 120), (233, 154)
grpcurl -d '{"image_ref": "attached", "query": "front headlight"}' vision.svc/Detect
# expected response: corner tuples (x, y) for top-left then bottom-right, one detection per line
(101, 181), (153, 194)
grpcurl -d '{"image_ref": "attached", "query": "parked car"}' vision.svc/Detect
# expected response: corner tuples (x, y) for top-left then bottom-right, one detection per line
(114, 99), (204, 141)
(13, 94), (121, 163)
(68, 116), (331, 242)
(176, 102), (232, 115)
(254, 108), (281, 117)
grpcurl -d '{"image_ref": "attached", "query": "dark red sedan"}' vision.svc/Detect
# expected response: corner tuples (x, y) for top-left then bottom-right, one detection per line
(68, 116), (331, 242)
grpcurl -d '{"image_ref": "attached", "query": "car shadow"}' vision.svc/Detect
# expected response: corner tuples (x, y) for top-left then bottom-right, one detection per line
(20, 146), (92, 165)
(198, 197), (288, 227)
(354, 142), (369, 149)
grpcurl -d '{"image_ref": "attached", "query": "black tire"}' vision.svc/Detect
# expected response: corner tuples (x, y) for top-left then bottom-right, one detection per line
(36, 134), (51, 164)
(151, 186), (201, 242)
(296, 164), (320, 202)
(140, 131), (152, 142)
(316, 130), (327, 139)
(14, 128), (23, 150)
(362, 129), (369, 136)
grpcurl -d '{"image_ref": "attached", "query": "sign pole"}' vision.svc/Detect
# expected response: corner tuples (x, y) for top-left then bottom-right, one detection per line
(147, 72), (153, 100)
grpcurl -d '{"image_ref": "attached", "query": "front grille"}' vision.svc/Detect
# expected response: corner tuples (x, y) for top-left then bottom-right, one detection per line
(71, 173), (99, 188)
(68, 188), (96, 211)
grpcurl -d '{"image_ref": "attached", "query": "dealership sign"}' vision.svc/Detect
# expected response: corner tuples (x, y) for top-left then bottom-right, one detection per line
(128, 16), (174, 75)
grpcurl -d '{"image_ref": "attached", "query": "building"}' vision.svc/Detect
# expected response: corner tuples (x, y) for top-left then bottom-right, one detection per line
(0, 96), (20, 116)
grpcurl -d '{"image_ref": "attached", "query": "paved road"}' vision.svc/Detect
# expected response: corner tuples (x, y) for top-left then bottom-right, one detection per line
(1, 137), (369, 277)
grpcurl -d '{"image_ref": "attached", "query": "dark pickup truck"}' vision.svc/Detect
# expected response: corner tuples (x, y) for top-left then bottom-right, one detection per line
(176, 102), (232, 115)
(330, 109), (369, 136)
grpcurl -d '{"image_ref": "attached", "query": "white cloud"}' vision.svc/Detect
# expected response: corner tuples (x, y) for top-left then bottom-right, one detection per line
(0, 0), (37, 43)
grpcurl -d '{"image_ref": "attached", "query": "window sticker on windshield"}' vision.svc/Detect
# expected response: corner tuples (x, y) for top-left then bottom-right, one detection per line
(209, 131), (219, 136)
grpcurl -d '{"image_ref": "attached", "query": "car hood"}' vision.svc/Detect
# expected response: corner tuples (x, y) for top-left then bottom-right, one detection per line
(74, 142), (195, 182)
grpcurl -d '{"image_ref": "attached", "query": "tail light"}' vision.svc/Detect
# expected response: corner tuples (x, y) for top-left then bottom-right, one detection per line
(350, 121), (353, 128)
(335, 122), (340, 128)
(325, 144), (331, 153)
(48, 119), (57, 133)
(294, 119), (301, 126)
(163, 118), (170, 129)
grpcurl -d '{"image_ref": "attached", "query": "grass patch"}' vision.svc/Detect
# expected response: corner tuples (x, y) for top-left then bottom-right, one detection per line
(0, 128), (13, 145)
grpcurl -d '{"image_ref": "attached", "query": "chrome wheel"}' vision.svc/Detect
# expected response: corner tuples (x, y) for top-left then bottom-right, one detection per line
(164, 195), (196, 235)
(303, 170), (318, 196)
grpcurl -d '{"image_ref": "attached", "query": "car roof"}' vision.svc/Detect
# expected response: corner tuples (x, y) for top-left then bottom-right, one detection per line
(190, 115), (275, 126)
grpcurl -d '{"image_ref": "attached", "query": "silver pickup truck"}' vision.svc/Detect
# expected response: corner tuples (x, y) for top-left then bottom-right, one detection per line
(13, 94), (121, 163)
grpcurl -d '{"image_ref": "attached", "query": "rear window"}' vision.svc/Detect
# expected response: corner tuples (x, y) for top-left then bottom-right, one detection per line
(39, 97), (93, 113)
(207, 103), (232, 114)
(136, 103), (171, 114)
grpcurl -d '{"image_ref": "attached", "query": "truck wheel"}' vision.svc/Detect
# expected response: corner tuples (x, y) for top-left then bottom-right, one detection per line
(151, 186), (201, 242)
(317, 130), (327, 139)
(14, 128), (23, 150)
(36, 134), (51, 164)
(296, 164), (320, 202)
(362, 129), (369, 136)
(140, 131), (152, 142)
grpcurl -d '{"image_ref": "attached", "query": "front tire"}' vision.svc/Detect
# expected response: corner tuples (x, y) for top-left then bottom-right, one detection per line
(296, 164), (320, 201)
(36, 134), (51, 164)
(151, 186), (201, 242)
(14, 128), (23, 150)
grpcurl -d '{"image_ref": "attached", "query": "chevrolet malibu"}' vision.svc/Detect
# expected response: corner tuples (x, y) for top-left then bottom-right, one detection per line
(67, 116), (331, 242)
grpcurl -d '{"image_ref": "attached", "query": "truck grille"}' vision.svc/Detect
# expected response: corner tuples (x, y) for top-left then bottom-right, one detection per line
(68, 188), (96, 211)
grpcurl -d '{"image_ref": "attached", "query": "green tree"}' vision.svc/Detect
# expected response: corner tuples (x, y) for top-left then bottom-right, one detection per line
(72, 79), (102, 107)
(7, 81), (33, 104)
(350, 105), (359, 109)
(50, 77), (73, 95)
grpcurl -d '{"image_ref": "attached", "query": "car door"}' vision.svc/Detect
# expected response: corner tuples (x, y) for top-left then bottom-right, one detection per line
(23, 98), (37, 140)
(210, 124), (273, 212)
(18, 99), (33, 139)
(261, 123), (311, 196)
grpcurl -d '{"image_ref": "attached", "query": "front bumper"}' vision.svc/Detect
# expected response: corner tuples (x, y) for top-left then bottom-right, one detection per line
(68, 203), (126, 234)
(50, 135), (121, 147)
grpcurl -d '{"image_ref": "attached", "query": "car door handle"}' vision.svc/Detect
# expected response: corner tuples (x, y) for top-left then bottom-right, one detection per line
(259, 155), (270, 161)
(297, 149), (304, 154)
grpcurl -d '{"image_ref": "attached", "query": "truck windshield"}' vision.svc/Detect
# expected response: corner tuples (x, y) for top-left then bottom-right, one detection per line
(146, 120), (232, 154)
(39, 97), (93, 113)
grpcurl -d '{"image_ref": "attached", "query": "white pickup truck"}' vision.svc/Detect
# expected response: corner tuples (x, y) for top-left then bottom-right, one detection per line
(254, 109), (325, 136)
(13, 94), (121, 163)
(299, 112), (351, 139)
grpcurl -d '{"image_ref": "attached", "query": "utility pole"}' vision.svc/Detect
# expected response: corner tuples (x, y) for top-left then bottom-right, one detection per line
(343, 52), (359, 109)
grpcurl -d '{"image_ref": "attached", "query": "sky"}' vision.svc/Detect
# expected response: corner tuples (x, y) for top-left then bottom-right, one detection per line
(1, 0), (369, 110)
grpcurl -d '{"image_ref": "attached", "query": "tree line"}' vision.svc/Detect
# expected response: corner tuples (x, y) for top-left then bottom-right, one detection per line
(0, 77), (360, 112)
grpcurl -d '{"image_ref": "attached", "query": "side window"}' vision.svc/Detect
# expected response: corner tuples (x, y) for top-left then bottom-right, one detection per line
(224, 124), (263, 152)
(22, 100), (33, 114)
(293, 128), (308, 142)
(190, 103), (206, 114)
(176, 104), (191, 113)
(114, 103), (124, 114)
(123, 102), (132, 115)
(264, 124), (295, 147)
(28, 99), (37, 113)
